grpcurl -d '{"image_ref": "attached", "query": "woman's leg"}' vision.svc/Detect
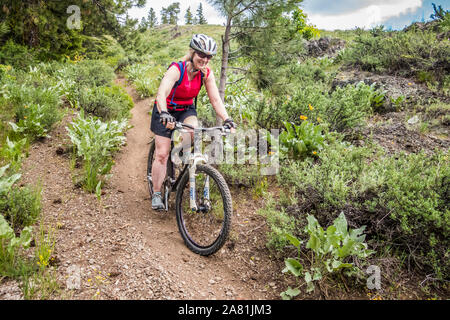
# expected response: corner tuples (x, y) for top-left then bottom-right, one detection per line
(182, 115), (198, 142)
(151, 135), (171, 193)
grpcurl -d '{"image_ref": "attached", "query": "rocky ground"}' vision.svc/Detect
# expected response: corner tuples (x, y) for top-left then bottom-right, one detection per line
(1, 66), (448, 300)
(1, 78), (288, 300)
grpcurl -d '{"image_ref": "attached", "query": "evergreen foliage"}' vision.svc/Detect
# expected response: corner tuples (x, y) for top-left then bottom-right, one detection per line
(196, 3), (208, 25)
(139, 8), (158, 30)
(148, 8), (158, 28)
(185, 7), (194, 25)
(161, 2), (181, 25)
(0, 0), (147, 59)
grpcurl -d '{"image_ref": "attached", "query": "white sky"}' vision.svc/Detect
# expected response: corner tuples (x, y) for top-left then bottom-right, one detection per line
(304, 0), (423, 30)
(128, 0), (434, 30)
(128, 0), (225, 25)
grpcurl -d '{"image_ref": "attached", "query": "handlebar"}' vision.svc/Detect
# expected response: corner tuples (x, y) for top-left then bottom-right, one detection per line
(173, 122), (231, 134)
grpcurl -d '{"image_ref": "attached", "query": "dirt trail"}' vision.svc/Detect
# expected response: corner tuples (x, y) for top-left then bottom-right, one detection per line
(8, 77), (280, 300)
(107, 78), (268, 300)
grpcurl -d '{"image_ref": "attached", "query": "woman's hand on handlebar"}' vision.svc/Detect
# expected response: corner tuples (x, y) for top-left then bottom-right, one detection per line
(223, 118), (237, 133)
(160, 111), (176, 130)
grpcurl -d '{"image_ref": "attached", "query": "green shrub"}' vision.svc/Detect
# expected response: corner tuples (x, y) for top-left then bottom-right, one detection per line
(124, 63), (163, 98)
(0, 136), (28, 172)
(10, 103), (61, 140)
(0, 214), (33, 276)
(257, 195), (297, 250)
(7, 78), (62, 112)
(219, 72), (263, 128)
(0, 165), (21, 199)
(326, 82), (382, 131)
(0, 164), (41, 232)
(218, 163), (264, 187)
(66, 111), (129, 194)
(134, 77), (158, 98)
(336, 30), (450, 89)
(77, 84), (133, 120)
(82, 35), (126, 62)
(255, 79), (381, 132)
(281, 212), (373, 298)
(0, 40), (37, 70)
(124, 63), (150, 82)
(279, 120), (325, 160)
(275, 138), (449, 280)
(65, 60), (115, 88)
(375, 151), (449, 279)
(280, 141), (374, 209)
(1, 185), (41, 232)
(3, 70), (64, 140)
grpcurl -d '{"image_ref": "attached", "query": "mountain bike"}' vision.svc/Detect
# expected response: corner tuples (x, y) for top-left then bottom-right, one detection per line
(147, 122), (232, 256)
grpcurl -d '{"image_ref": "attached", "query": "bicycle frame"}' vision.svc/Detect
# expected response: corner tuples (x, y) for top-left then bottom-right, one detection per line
(167, 151), (209, 212)
(165, 122), (227, 212)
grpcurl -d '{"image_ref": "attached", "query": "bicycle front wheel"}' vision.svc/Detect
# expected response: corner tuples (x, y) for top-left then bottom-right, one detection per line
(175, 164), (232, 256)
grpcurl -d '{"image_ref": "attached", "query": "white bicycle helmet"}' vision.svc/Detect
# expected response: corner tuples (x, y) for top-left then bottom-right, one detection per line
(189, 34), (217, 56)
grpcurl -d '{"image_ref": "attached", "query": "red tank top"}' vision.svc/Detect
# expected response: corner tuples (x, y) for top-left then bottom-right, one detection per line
(166, 61), (210, 106)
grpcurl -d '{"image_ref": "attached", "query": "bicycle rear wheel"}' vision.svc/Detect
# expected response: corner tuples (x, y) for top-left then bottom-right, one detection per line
(175, 164), (232, 256)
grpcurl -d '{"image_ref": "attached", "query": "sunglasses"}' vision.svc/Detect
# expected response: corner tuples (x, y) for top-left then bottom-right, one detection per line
(195, 51), (213, 60)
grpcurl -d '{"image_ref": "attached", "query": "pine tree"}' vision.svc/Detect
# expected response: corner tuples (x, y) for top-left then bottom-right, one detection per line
(139, 17), (148, 31)
(185, 7), (194, 25)
(206, 0), (317, 123)
(147, 7), (158, 27)
(167, 2), (181, 25)
(160, 7), (169, 24)
(0, 22), (9, 43)
(161, 3), (180, 25)
(0, 0), (147, 55)
(196, 3), (208, 25)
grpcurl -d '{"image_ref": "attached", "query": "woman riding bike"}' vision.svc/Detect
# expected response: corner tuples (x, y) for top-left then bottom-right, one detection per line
(150, 34), (236, 210)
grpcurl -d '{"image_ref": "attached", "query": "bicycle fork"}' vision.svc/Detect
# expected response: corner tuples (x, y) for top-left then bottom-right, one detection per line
(189, 153), (209, 212)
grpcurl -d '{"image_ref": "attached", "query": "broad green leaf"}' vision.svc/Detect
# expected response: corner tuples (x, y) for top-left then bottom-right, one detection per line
(305, 271), (312, 283)
(7, 225), (33, 255)
(331, 259), (353, 270)
(337, 237), (356, 258)
(19, 226), (33, 248)
(305, 272), (315, 293)
(306, 234), (320, 252)
(285, 233), (301, 248)
(283, 121), (294, 136)
(325, 259), (333, 273)
(284, 258), (303, 277)
(350, 226), (367, 242)
(0, 173), (21, 194)
(0, 214), (14, 240)
(95, 181), (102, 200)
(325, 225), (339, 250)
(313, 268), (322, 281)
(8, 121), (21, 132)
(6, 136), (14, 149)
(284, 286), (301, 298)
(334, 212), (348, 235)
(0, 164), (10, 178)
(305, 215), (319, 233)
(280, 292), (291, 300)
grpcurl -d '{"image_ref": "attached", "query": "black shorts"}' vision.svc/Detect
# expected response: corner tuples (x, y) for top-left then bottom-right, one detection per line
(150, 103), (197, 139)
